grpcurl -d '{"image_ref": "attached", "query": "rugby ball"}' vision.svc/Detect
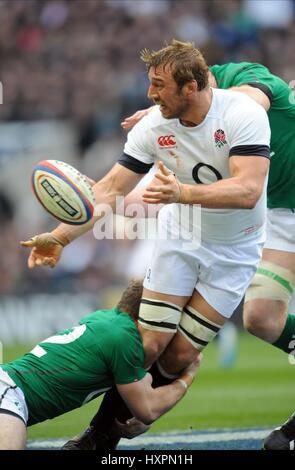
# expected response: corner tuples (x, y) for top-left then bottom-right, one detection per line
(32, 160), (96, 225)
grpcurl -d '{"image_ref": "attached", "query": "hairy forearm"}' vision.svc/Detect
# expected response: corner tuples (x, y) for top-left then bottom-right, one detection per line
(180, 177), (261, 209)
(119, 363), (198, 425)
(146, 369), (196, 424)
(146, 380), (188, 423)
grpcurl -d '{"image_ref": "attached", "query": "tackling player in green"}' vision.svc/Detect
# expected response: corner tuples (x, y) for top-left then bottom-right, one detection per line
(0, 281), (199, 450)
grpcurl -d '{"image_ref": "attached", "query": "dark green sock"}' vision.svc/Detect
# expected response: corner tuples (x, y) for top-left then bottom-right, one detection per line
(272, 314), (295, 353)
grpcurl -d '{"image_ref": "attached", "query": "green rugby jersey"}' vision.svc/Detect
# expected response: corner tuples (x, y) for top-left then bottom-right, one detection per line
(1, 308), (146, 425)
(210, 62), (295, 209)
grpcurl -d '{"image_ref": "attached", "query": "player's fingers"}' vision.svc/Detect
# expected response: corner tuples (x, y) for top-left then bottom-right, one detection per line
(27, 251), (37, 269)
(158, 161), (173, 176)
(35, 258), (45, 267)
(42, 257), (53, 266)
(143, 189), (166, 197)
(20, 238), (36, 248)
(121, 113), (138, 129)
(142, 196), (163, 204)
(121, 108), (150, 129)
(154, 172), (170, 183)
(28, 257), (35, 269)
(48, 258), (57, 268)
(146, 185), (169, 194)
(125, 112), (137, 121)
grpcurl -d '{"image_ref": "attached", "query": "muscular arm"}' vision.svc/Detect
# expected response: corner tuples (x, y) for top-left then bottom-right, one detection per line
(117, 369), (193, 425)
(180, 155), (269, 208)
(143, 157), (269, 209)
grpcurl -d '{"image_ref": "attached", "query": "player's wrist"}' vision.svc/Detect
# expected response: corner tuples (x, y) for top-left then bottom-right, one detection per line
(51, 227), (71, 247)
(177, 183), (189, 204)
(174, 378), (188, 393)
(179, 370), (195, 387)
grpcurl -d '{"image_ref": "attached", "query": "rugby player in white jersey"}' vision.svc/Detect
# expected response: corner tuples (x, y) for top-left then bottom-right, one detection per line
(21, 40), (270, 449)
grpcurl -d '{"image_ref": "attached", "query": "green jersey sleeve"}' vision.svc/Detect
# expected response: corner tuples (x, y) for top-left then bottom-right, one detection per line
(210, 62), (276, 103)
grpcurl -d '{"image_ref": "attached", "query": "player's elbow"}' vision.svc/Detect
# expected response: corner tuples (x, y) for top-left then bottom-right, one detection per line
(241, 184), (263, 209)
(133, 410), (155, 425)
(141, 415), (154, 425)
(243, 192), (259, 209)
(133, 400), (160, 425)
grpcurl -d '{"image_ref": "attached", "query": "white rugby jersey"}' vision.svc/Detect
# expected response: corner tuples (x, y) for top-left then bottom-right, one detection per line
(120, 88), (270, 244)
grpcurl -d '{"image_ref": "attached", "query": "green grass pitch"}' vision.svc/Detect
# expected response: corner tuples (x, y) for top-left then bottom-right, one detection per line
(3, 332), (294, 439)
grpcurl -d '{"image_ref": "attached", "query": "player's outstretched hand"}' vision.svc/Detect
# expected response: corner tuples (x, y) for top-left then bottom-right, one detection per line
(121, 107), (154, 130)
(20, 233), (65, 269)
(143, 161), (183, 204)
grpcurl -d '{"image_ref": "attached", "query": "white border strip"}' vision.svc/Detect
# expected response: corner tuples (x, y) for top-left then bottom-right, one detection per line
(27, 428), (272, 449)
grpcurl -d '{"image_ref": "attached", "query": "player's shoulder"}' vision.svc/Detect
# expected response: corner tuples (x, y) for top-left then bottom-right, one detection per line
(213, 88), (267, 118)
(213, 87), (256, 105)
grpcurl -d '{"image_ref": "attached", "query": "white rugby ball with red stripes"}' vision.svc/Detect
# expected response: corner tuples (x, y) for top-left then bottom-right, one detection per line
(32, 160), (96, 225)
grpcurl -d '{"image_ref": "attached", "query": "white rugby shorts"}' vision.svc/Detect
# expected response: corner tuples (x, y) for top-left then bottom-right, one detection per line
(264, 208), (295, 253)
(0, 368), (28, 425)
(143, 237), (263, 319)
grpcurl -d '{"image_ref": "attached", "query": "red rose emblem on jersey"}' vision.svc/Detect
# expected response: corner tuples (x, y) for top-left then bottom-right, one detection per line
(214, 129), (227, 148)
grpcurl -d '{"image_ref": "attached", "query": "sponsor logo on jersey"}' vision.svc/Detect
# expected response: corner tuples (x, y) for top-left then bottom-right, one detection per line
(158, 135), (176, 148)
(214, 129), (227, 148)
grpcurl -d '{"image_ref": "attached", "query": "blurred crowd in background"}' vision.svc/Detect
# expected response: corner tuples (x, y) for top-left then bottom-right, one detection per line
(0, 0), (294, 299)
(1, 0), (295, 126)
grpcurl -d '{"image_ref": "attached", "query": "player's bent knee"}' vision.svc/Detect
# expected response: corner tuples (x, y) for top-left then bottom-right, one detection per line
(243, 299), (286, 340)
(160, 334), (201, 373)
(243, 300), (268, 336)
(245, 260), (295, 305)
(178, 305), (221, 351)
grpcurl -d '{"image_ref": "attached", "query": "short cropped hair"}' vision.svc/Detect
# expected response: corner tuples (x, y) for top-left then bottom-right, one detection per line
(116, 279), (143, 321)
(141, 39), (209, 91)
